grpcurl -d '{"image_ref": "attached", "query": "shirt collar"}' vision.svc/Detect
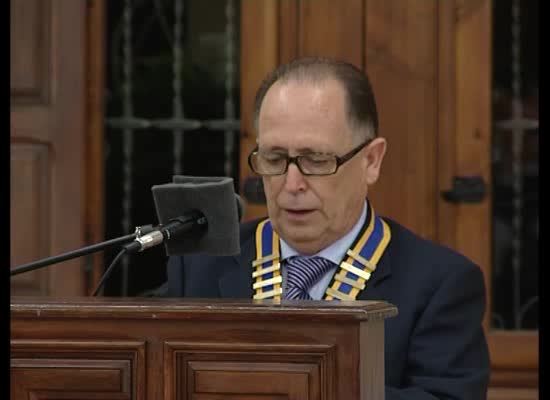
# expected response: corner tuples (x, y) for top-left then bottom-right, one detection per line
(280, 200), (368, 265)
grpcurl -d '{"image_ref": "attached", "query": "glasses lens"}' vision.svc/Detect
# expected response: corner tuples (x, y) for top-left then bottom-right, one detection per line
(298, 155), (337, 175)
(249, 151), (339, 176)
(250, 152), (286, 175)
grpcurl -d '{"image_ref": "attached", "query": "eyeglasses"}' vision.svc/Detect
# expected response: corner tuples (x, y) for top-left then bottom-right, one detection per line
(248, 138), (373, 176)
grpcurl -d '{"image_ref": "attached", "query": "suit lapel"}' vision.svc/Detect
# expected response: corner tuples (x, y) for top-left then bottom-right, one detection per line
(357, 243), (392, 300)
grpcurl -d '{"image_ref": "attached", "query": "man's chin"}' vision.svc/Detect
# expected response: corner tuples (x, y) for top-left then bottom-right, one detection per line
(277, 225), (325, 252)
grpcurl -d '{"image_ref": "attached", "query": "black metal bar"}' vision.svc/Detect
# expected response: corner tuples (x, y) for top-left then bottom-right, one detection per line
(106, 118), (241, 132)
(10, 226), (154, 277)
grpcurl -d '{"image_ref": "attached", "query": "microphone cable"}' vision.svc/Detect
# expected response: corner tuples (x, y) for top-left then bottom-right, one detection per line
(92, 247), (128, 296)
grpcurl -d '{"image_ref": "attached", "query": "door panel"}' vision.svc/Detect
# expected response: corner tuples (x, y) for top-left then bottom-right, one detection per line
(10, 0), (51, 105)
(10, 0), (87, 296)
(297, 0), (364, 67)
(364, 0), (438, 241)
(10, 144), (51, 295)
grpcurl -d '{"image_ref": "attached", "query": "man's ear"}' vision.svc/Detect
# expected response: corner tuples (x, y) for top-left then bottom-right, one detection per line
(364, 137), (387, 185)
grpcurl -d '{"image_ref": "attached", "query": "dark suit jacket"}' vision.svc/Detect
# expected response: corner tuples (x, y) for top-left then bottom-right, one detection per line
(166, 217), (490, 400)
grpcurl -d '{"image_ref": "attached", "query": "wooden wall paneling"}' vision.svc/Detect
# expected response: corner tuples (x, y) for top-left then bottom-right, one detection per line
(10, 144), (51, 295)
(10, 0), (88, 296)
(487, 388), (539, 400)
(488, 331), (539, 399)
(10, 0), (51, 104)
(364, 0), (439, 241)
(49, 0), (87, 296)
(297, 0), (364, 67)
(85, 0), (106, 294)
(436, 0), (458, 249)
(453, 0), (492, 301)
(278, 0), (365, 67)
(240, 0), (279, 220)
(10, 0), (55, 297)
(278, 0), (298, 64)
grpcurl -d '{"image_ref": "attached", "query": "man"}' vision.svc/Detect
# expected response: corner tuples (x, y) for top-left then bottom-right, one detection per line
(166, 57), (490, 399)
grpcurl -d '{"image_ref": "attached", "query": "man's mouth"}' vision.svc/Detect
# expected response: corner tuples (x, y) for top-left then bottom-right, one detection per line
(284, 208), (315, 217)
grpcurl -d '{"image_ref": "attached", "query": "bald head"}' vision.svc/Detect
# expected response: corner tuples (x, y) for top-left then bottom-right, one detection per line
(253, 57), (379, 143)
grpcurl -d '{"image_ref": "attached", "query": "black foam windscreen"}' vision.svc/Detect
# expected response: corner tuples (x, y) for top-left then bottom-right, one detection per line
(172, 175), (244, 220)
(151, 176), (240, 256)
(234, 193), (245, 221)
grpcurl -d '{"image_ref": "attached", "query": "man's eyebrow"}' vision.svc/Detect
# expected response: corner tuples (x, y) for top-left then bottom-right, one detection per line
(260, 146), (288, 153)
(261, 146), (331, 154)
(296, 147), (333, 155)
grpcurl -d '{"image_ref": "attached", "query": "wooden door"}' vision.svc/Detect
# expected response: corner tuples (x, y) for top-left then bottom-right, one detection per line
(240, 1), (538, 398)
(10, 0), (90, 296)
(439, 2), (538, 399)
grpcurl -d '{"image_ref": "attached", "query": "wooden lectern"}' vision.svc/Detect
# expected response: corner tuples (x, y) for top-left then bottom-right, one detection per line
(11, 297), (397, 400)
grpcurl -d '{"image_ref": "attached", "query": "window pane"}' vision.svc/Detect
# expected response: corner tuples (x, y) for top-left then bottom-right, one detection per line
(491, 0), (538, 330)
(103, 0), (241, 295)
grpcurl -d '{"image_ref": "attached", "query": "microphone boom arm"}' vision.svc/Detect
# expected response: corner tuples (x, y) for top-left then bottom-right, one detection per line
(10, 225), (155, 277)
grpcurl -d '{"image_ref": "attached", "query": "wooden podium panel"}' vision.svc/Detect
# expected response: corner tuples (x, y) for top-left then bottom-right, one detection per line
(11, 297), (398, 400)
(11, 339), (145, 399)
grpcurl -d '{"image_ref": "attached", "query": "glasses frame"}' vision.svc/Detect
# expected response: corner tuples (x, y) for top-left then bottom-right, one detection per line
(248, 138), (374, 176)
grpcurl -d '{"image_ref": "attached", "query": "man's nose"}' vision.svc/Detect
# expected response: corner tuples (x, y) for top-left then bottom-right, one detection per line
(283, 162), (308, 193)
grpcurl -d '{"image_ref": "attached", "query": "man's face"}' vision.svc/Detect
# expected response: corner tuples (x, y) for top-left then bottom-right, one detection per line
(257, 79), (381, 255)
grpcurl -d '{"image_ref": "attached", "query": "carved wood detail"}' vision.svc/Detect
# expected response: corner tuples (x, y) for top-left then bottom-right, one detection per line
(164, 342), (336, 400)
(11, 340), (146, 400)
(10, 143), (51, 295)
(10, 0), (52, 104)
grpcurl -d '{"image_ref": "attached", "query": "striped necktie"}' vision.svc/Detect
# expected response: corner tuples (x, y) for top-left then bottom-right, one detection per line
(283, 256), (335, 300)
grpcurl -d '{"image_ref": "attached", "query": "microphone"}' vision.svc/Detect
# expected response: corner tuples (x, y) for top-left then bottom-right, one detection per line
(123, 194), (244, 254)
(125, 176), (242, 256)
(123, 211), (207, 253)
